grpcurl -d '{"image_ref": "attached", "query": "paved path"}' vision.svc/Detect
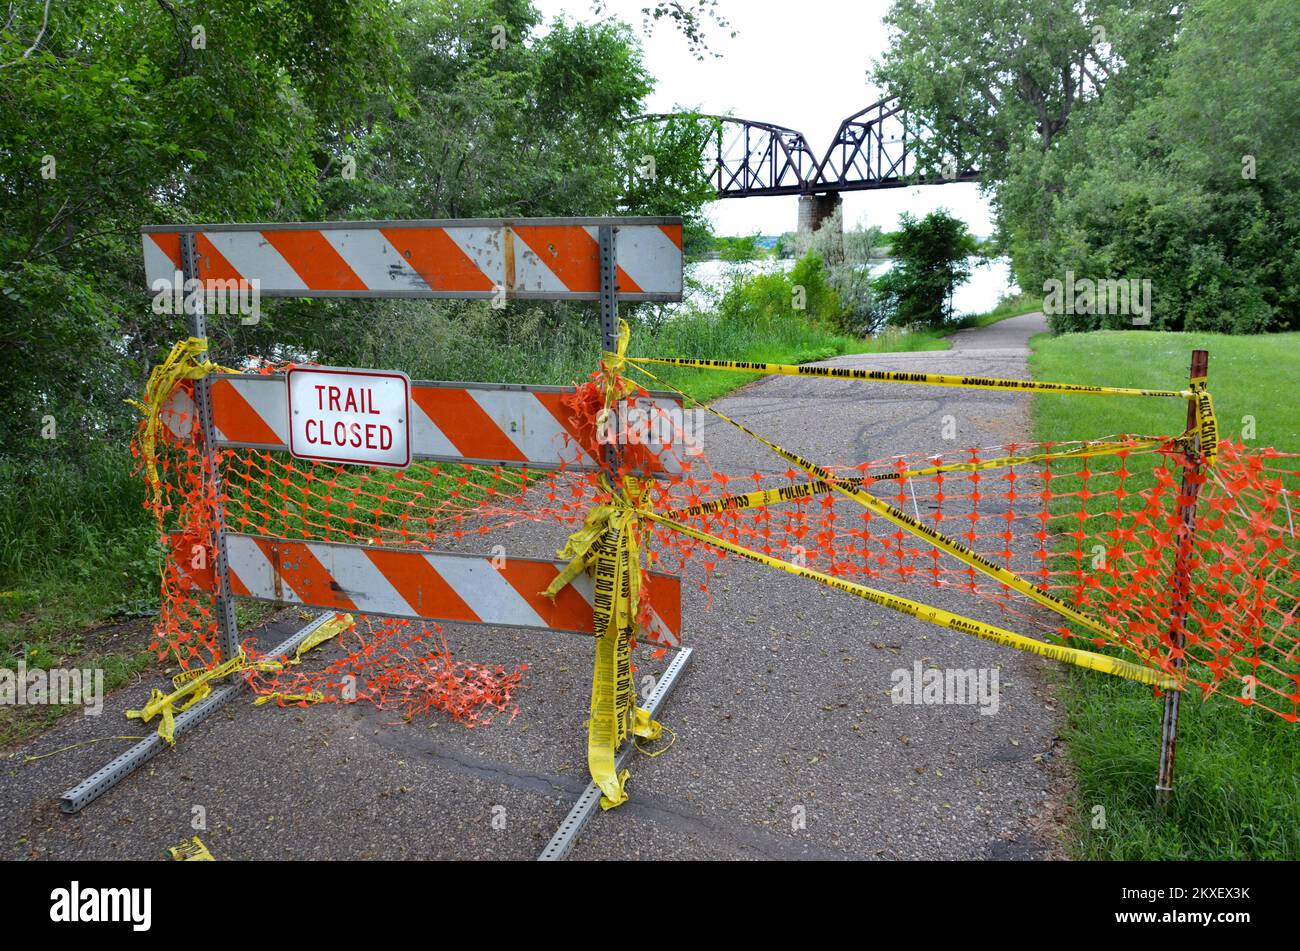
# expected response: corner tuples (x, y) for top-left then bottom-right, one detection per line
(1, 313), (1067, 861)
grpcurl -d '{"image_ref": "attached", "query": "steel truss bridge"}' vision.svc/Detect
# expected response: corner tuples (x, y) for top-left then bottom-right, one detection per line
(641, 96), (979, 199)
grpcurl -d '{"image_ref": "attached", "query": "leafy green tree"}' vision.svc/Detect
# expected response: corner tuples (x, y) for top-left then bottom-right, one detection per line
(0, 0), (405, 463)
(250, 0), (717, 370)
(872, 210), (977, 327)
(0, 0), (717, 589)
(874, 0), (1180, 182)
(1042, 0), (1300, 332)
(714, 234), (762, 262)
(875, 0), (1298, 333)
(787, 209), (884, 334)
(873, 0), (1181, 291)
(591, 0), (734, 59)
(716, 252), (844, 330)
(0, 0), (717, 464)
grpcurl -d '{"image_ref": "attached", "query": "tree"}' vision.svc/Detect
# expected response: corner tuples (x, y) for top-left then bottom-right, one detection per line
(873, 0), (1181, 291)
(874, 0), (1180, 182)
(0, 0), (715, 475)
(1044, 0), (1300, 332)
(252, 0), (717, 371)
(788, 209), (884, 335)
(714, 234), (762, 262)
(0, 0), (405, 459)
(591, 0), (734, 59)
(872, 210), (978, 327)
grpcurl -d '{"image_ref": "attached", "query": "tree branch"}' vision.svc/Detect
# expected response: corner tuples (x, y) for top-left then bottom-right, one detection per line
(0, 0), (51, 68)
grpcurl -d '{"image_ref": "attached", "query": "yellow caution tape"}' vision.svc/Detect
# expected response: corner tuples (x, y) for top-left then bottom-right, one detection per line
(22, 736), (147, 764)
(1190, 376), (1219, 467)
(129, 613), (354, 743)
(542, 480), (661, 809)
(627, 360), (1163, 669)
(125, 336), (235, 507)
(626, 355), (1194, 399)
(596, 317), (638, 441)
(168, 836), (215, 861)
(128, 652), (250, 746)
(283, 613), (353, 666)
(253, 691), (326, 706)
(635, 719), (675, 757)
(642, 508), (1178, 689)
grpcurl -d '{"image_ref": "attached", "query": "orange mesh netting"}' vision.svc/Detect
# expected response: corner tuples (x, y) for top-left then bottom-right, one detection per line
(136, 345), (1300, 727)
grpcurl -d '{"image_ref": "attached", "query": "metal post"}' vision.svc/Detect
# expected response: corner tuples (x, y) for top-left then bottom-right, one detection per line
(538, 646), (693, 860)
(597, 225), (619, 367)
(181, 233), (239, 663)
(1156, 349), (1208, 801)
(60, 611), (338, 812)
(597, 225), (622, 480)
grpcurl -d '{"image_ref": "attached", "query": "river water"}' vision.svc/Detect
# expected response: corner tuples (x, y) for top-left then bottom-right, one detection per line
(683, 256), (1020, 319)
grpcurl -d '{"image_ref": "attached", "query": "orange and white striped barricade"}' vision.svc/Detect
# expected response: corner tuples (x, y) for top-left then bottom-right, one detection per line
(168, 534), (683, 650)
(141, 217), (684, 301)
(159, 374), (688, 474)
(63, 217), (691, 827)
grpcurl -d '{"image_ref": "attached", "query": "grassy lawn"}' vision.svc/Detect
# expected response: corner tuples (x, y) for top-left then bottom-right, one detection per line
(1029, 328), (1300, 860)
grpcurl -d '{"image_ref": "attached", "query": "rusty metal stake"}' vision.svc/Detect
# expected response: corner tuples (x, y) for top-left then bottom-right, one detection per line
(1156, 349), (1208, 802)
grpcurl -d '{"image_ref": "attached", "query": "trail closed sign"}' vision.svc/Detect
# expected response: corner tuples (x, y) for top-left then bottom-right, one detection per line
(287, 367), (411, 468)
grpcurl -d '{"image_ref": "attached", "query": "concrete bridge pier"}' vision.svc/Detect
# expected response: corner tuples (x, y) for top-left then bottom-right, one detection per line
(797, 193), (842, 234)
(797, 192), (843, 256)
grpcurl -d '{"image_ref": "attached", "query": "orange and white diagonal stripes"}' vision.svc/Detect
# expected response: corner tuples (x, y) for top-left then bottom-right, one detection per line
(142, 218), (684, 301)
(162, 375), (684, 472)
(174, 534), (682, 646)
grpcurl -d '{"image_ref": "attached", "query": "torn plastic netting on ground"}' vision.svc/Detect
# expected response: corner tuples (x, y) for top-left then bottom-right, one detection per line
(140, 359), (1299, 726)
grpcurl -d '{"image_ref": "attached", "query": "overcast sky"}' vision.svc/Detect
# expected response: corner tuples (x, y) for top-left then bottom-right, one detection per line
(532, 0), (994, 237)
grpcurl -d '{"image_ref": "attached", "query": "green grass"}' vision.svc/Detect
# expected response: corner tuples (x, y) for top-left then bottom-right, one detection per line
(1031, 329), (1300, 453)
(0, 450), (162, 719)
(1029, 328), (1300, 860)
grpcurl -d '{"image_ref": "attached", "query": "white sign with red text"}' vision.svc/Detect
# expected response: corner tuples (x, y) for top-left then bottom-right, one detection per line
(286, 367), (411, 468)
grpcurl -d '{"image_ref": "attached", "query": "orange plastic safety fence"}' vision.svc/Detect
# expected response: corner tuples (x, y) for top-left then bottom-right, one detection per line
(136, 354), (1299, 726)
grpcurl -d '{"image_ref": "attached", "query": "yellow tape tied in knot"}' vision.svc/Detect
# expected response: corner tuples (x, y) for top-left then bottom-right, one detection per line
(541, 478), (661, 810)
(125, 336), (233, 506)
(1190, 376), (1219, 467)
(169, 835), (215, 861)
(595, 319), (637, 442)
(127, 651), (255, 747)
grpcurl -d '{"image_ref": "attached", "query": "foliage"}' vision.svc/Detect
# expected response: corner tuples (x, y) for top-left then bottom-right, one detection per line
(712, 234), (763, 262)
(0, 0), (723, 690)
(711, 253), (844, 331)
(634, 266), (947, 402)
(0, 0), (717, 471)
(874, 0), (1299, 334)
(591, 0), (734, 59)
(1042, 0), (1300, 333)
(872, 210), (978, 327)
(874, 0), (1178, 181)
(0, 0), (405, 460)
(786, 209), (884, 335)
